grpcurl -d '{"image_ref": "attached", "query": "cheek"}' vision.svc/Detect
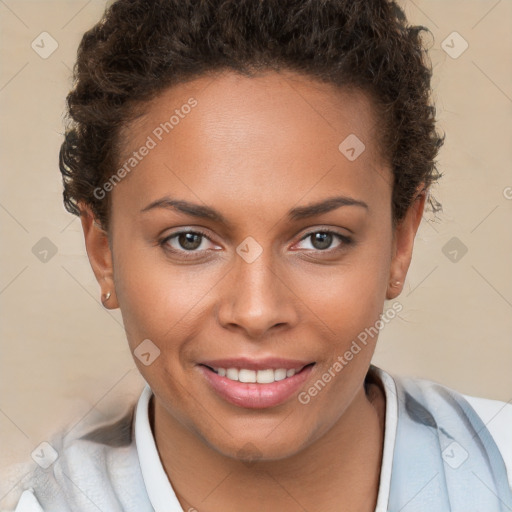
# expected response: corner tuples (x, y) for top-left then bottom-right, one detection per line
(294, 259), (389, 414)
(295, 248), (390, 339)
(112, 236), (220, 356)
(113, 214), (392, 360)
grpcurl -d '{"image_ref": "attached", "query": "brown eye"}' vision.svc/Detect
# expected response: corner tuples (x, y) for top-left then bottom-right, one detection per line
(309, 232), (333, 250)
(176, 232), (203, 250)
(159, 229), (219, 259)
(296, 230), (353, 252)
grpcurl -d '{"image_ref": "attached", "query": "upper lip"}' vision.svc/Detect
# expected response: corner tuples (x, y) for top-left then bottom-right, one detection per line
(199, 357), (315, 371)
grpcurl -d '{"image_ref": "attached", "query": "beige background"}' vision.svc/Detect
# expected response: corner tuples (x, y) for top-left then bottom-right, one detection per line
(1, 0), (511, 502)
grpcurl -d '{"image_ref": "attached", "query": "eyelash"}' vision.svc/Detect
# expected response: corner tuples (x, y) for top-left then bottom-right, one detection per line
(158, 228), (353, 260)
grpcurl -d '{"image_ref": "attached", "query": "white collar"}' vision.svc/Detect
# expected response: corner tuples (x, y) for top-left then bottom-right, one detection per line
(135, 383), (184, 511)
(371, 366), (398, 512)
(134, 367), (398, 512)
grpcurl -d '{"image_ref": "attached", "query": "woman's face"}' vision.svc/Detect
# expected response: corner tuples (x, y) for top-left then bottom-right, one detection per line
(83, 70), (424, 461)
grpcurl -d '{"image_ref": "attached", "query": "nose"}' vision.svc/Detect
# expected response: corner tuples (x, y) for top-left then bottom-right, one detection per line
(216, 247), (300, 339)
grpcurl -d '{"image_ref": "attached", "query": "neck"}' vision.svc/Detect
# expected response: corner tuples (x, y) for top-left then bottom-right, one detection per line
(151, 373), (386, 512)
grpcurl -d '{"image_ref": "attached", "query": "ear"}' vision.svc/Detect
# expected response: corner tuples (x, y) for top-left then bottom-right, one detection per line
(386, 186), (427, 300)
(79, 203), (119, 309)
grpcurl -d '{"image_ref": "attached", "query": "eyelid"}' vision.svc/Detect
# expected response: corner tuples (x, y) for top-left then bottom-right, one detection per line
(297, 225), (351, 238)
(159, 226), (353, 257)
(160, 227), (218, 247)
(292, 228), (352, 249)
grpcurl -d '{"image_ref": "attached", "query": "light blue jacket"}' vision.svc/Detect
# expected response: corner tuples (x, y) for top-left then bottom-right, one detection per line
(3, 365), (511, 511)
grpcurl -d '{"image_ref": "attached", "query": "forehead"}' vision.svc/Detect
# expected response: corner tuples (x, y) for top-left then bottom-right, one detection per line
(112, 70), (391, 219)
(122, 69), (382, 157)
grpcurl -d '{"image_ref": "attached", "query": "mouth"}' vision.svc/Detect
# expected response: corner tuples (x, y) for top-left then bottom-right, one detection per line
(200, 362), (315, 384)
(197, 361), (316, 409)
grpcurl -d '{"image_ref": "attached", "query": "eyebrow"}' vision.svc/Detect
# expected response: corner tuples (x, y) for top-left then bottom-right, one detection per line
(140, 195), (369, 225)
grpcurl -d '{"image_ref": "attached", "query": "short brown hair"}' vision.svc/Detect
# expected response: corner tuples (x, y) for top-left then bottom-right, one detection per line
(60, 0), (445, 231)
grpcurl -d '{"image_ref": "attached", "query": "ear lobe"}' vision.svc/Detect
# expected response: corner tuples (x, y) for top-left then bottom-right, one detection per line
(386, 188), (427, 300)
(79, 203), (119, 309)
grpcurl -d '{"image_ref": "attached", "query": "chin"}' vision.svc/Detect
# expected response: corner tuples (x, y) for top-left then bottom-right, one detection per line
(204, 428), (311, 464)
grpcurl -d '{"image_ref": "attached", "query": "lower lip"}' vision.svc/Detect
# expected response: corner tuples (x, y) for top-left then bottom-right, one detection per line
(197, 364), (315, 409)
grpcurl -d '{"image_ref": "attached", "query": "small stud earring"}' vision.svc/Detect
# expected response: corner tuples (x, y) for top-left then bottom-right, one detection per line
(102, 291), (111, 304)
(392, 280), (401, 287)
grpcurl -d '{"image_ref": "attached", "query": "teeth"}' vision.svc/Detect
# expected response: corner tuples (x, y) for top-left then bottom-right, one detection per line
(226, 368), (239, 380)
(259, 369), (278, 383)
(213, 366), (304, 383)
(238, 369), (256, 383)
(274, 369), (287, 381)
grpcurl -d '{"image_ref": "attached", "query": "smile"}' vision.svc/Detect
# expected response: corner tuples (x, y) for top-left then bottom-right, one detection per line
(197, 362), (316, 409)
(207, 365), (309, 383)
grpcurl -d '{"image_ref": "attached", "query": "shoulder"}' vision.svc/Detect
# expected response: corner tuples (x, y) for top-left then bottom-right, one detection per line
(462, 392), (512, 490)
(3, 398), (148, 512)
(391, 370), (512, 489)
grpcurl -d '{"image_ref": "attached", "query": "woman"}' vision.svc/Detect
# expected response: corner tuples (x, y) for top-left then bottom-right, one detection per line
(8, 0), (511, 511)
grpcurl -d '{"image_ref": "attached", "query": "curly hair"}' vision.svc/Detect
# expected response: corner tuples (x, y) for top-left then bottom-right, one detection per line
(59, 0), (445, 232)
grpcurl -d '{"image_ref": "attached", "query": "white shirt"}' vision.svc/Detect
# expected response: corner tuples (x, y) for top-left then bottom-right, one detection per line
(7, 367), (512, 511)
